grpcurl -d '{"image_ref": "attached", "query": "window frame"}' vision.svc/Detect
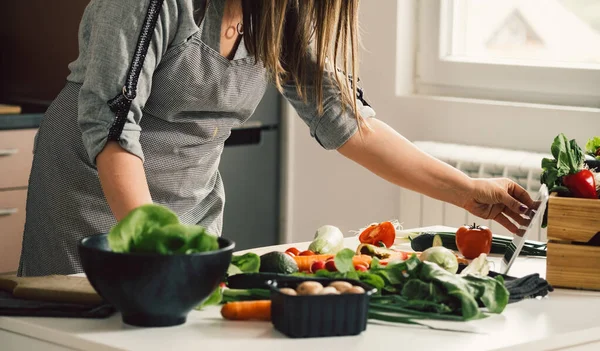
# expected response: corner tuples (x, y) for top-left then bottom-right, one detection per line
(416, 0), (600, 108)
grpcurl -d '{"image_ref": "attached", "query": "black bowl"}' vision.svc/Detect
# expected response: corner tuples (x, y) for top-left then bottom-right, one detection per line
(78, 234), (234, 327)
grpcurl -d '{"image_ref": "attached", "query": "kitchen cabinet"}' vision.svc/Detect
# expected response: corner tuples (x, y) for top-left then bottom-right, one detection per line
(0, 128), (36, 273)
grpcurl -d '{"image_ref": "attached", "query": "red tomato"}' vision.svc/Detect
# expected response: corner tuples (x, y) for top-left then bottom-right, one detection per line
(325, 260), (337, 272)
(310, 261), (326, 273)
(455, 224), (493, 259)
(562, 169), (597, 199)
(359, 221), (396, 248)
(285, 248), (300, 257)
(354, 264), (368, 272)
(299, 250), (315, 256)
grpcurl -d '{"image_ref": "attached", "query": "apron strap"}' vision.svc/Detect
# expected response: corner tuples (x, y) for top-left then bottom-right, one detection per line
(107, 0), (165, 141)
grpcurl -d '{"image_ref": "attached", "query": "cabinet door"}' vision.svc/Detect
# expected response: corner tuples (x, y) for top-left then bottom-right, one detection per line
(0, 129), (36, 189)
(0, 189), (27, 273)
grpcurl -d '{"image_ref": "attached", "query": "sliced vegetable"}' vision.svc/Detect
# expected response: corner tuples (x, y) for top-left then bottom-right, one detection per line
(460, 253), (490, 277)
(455, 224), (493, 259)
(285, 248), (300, 256)
(356, 243), (408, 260)
(419, 246), (458, 274)
(308, 225), (345, 254)
(359, 221), (396, 248)
(220, 300), (271, 321)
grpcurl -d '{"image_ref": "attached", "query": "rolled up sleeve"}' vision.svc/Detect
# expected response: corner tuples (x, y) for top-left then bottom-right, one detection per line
(73, 0), (177, 165)
(281, 57), (376, 150)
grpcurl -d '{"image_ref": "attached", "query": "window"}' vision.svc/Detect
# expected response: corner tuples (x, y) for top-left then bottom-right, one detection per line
(416, 0), (600, 108)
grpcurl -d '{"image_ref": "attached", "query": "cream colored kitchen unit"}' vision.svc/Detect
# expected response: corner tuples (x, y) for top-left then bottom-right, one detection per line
(0, 129), (36, 273)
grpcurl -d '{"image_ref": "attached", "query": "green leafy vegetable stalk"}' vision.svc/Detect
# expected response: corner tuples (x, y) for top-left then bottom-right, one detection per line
(540, 134), (587, 227)
(198, 252), (262, 309)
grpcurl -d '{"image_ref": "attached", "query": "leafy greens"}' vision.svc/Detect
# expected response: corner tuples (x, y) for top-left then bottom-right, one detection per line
(586, 136), (600, 159)
(107, 204), (219, 254)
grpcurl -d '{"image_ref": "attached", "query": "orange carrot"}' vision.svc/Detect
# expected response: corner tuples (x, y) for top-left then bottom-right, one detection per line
(352, 254), (373, 268)
(220, 300), (271, 321)
(292, 254), (334, 272)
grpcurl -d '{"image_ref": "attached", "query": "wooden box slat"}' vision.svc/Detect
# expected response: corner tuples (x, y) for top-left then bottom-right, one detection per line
(547, 195), (600, 243)
(546, 194), (600, 291)
(547, 242), (600, 291)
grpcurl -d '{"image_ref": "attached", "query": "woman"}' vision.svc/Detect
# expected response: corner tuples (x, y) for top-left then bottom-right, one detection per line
(18, 0), (532, 276)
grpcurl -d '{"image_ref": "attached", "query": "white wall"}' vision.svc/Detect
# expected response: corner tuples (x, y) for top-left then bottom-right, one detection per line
(281, 0), (600, 243)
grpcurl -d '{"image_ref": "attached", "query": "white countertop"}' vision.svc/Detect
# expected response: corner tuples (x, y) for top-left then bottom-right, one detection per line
(2, 226), (600, 351)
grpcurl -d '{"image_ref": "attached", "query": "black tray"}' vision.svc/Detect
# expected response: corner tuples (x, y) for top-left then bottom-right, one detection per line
(267, 278), (376, 338)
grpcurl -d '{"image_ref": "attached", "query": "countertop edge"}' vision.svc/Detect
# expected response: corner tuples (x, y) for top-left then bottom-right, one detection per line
(0, 114), (44, 131)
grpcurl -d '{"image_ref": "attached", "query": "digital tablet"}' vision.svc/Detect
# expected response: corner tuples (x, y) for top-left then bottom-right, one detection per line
(499, 184), (549, 275)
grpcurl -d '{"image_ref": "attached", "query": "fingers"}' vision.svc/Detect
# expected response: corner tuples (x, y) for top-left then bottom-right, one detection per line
(493, 212), (519, 234)
(503, 208), (530, 227)
(508, 181), (535, 208)
(498, 189), (526, 216)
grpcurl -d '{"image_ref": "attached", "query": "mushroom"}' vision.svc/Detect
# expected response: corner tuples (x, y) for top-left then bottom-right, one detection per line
(318, 286), (341, 295)
(279, 288), (297, 296)
(328, 281), (353, 293)
(296, 281), (324, 295)
(344, 286), (366, 294)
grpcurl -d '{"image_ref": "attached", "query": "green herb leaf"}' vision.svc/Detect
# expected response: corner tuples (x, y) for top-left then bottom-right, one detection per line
(586, 136), (600, 159)
(196, 286), (223, 309)
(334, 248), (356, 273)
(230, 253), (261, 274)
(462, 275), (509, 314)
(227, 264), (243, 276)
(418, 261), (482, 320)
(541, 157), (559, 189)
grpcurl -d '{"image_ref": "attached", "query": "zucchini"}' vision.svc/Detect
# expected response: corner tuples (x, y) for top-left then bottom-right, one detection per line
(410, 232), (547, 257)
(227, 273), (307, 290)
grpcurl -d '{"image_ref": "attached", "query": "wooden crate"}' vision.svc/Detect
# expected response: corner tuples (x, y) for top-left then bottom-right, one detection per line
(546, 194), (600, 290)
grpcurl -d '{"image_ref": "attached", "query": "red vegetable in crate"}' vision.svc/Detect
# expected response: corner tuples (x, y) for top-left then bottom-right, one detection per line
(541, 134), (599, 200)
(562, 169), (597, 199)
(359, 221), (396, 248)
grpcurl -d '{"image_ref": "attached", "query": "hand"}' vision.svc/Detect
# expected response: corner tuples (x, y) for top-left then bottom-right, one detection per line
(462, 178), (535, 234)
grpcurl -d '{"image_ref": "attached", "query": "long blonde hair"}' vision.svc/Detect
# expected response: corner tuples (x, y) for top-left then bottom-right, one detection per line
(242, 0), (362, 122)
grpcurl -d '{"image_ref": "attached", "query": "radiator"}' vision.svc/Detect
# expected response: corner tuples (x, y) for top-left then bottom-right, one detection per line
(399, 141), (552, 241)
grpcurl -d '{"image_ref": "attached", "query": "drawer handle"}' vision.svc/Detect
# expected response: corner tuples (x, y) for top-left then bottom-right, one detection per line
(0, 148), (19, 157)
(0, 208), (18, 216)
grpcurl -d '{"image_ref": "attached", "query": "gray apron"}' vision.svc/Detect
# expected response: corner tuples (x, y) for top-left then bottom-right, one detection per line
(18, 2), (268, 276)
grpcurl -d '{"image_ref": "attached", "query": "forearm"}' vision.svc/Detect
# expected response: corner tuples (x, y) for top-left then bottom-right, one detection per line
(96, 141), (153, 221)
(338, 118), (474, 208)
